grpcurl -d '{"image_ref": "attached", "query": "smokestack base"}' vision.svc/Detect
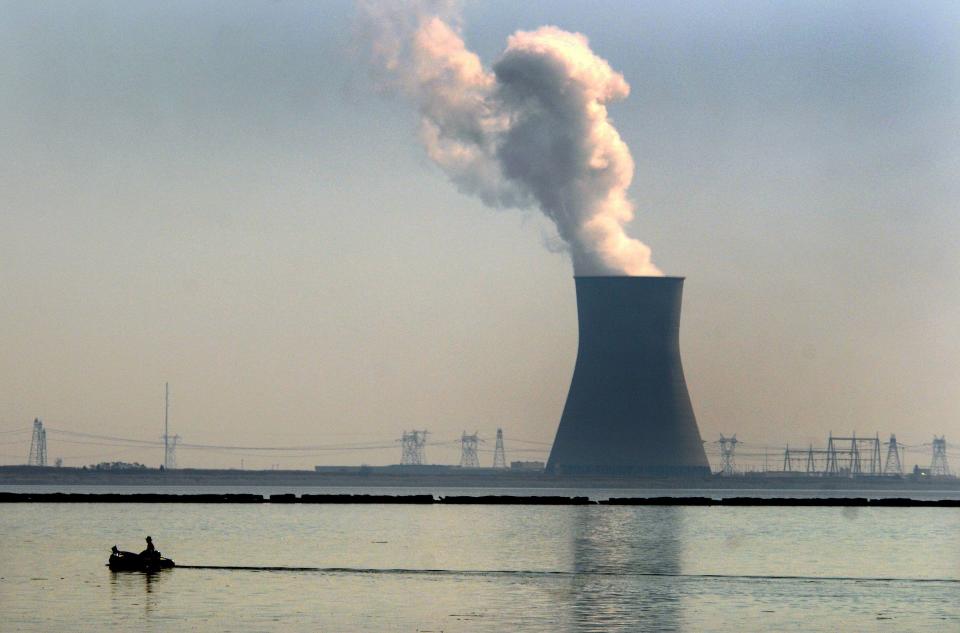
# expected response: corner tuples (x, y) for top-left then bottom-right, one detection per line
(547, 276), (710, 477)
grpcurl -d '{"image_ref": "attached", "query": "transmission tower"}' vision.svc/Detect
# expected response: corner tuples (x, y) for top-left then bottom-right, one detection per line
(400, 430), (428, 465)
(492, 428), (507, 468)
(824, 432), (881, 477)
(164, 434), (181, 469)
(931, 436), (950, 477)
(459, 431), (480, 468)
(782, 444), (797, 473)
(883, 434), (903, 476)
(162, 383), (180, 470)
(869, 433), (882, 474)
(401, 432), (418, 465)
(852, 432), (863, 475)
(805, 444), (814, 475)
(27, 418), (47, 466)
(825, 432), (837, 475)
(717, 434), (738, 476)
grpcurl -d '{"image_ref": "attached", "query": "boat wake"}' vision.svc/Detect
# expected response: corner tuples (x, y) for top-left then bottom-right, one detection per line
(173, 565), (960, 585)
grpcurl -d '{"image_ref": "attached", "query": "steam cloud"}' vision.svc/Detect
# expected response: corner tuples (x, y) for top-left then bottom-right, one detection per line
(361, 1), (662, 276)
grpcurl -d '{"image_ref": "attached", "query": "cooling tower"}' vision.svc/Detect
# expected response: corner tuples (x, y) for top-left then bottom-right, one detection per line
(546, 276), (710, 476)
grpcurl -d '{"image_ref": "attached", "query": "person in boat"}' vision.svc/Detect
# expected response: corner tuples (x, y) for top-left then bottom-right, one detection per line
(139, 536), (157, 559)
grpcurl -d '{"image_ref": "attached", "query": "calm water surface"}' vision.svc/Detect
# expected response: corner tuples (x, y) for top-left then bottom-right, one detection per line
(4, 483), (960, 500)
(2, 503), (958, 631)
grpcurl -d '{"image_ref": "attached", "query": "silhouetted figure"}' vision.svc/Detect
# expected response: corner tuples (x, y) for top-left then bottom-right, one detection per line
(140, 536), (157, 558)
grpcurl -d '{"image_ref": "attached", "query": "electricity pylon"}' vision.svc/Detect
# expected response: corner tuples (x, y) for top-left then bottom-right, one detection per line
(492, 428), (507, 468)
(459, 431), (480, 468)
(27, 418), (47, 467)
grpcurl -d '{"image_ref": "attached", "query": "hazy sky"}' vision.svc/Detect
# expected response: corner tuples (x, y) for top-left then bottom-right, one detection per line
(1, 1), (958, 469)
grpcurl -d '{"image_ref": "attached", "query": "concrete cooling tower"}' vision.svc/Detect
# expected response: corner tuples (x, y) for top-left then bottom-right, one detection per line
(546, 276), (710, 476)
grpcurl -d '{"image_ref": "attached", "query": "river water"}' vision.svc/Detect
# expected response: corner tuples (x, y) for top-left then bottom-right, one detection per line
(2, 499), (959, 631)
(4, 483), (960, 500)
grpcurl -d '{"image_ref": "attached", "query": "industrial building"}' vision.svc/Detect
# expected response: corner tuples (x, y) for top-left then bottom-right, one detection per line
(547, 277), (710, 476)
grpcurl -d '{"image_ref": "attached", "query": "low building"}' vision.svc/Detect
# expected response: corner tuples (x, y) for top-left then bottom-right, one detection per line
(510, 461), (545, 472)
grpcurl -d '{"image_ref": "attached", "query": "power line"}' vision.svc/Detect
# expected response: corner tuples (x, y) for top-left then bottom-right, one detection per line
(477, 447), (547, 454)
(48, 438), (160, 449)
(40, 424), (541, 457)
(508, 438), (553, 446)
(177, 440), (402, 452)
(44, 428), (402, 452)
(46, 429), (162, 446)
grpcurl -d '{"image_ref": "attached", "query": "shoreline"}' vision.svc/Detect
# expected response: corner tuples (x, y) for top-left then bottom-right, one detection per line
(1, 491), (959, 506)
(2, 464), (958, 492)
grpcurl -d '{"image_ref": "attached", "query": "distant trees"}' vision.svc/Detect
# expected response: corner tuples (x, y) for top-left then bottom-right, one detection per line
(87, 461), (149, 471)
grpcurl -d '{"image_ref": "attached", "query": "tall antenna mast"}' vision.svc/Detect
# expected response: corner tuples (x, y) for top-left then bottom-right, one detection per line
(160, 382), (181, 470)
(165, 383), (169, 465)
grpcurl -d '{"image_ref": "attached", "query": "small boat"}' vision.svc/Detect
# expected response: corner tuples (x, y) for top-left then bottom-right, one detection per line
(108, 546), (175, 572)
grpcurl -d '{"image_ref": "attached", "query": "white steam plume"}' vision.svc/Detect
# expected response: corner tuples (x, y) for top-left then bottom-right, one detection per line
(360, 1), (662, 276)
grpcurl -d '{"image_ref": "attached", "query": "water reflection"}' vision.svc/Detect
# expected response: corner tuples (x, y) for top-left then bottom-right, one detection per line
(109, 570), (165, 616)
(566, 506), (684, 632)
